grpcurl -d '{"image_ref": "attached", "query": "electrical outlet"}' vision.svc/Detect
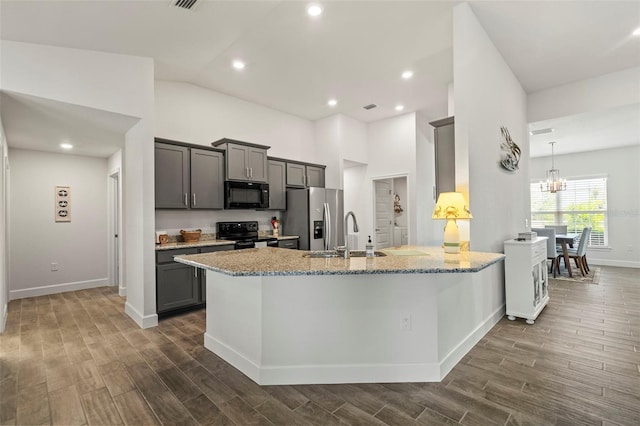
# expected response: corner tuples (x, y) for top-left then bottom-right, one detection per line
(525, 218), (529, 228)
(51, 262), (59, 271)
(401, 315), (411, 331)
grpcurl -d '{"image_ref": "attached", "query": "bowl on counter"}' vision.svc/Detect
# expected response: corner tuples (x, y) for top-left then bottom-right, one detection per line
(180, 229), (202, 243)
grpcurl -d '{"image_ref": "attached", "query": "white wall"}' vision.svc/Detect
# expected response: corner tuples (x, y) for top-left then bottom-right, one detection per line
(531, 146), (640, 268)
(366, 113), (418, 246)
(528, 67), (640, 123)
(343, 164), (368, 249)
(8, 149), (108, 298)
(0, 119), (8, 333)
(453, 4), (529, 253)
(416, 114), (438, 246)
(1, 41), (156, 328)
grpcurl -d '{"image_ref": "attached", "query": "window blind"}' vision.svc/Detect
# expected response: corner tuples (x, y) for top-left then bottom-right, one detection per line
(530, 177), (608, 246)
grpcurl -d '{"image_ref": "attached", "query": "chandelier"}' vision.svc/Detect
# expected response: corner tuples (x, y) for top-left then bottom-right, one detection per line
(540, 142), (566, 193)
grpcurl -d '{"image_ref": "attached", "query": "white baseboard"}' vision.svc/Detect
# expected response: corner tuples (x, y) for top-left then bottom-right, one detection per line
(119, 286), (126, 297)
(9, 278), (109, 300)
(125, 301), (157, 329)
(438, 303), (505, 379)
(205, 333), (442, 386)
(590, 258), (639, 269)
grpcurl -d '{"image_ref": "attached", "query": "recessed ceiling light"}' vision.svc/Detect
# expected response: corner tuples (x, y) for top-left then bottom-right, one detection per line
(307, 4), (323, 17)
(633, 27), (640, 36)
(232, 60), (245, 70)
(395, 105), (404, 111)
(328, 99), (337, 107)
(60, 143), (73, 150)
(401, 70), (414, 79)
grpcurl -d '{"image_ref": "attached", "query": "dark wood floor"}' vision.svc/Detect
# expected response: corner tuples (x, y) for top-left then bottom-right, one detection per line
(1, 265), (638, 425)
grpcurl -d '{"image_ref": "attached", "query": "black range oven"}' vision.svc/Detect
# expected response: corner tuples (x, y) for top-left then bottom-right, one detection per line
(217, 221), (278, 249)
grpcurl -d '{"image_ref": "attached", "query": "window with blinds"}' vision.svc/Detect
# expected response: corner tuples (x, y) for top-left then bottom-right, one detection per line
(530, 176), (608, 247)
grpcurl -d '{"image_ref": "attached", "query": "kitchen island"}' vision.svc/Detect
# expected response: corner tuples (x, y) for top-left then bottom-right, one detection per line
(175, 246), (505, 385)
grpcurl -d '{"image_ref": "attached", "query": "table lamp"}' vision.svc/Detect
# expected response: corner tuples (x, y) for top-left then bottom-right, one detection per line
(432, 192), (473, 253)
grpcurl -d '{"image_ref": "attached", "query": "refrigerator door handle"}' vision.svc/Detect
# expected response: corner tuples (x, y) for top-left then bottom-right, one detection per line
(323, 202), (330, 250)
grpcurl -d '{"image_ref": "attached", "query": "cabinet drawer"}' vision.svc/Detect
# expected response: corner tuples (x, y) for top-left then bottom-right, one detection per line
(200, 245), (234, 254)
(156, 248), (198, 264)
(278, 239), (298, 249)
(531, 243), (546, 264)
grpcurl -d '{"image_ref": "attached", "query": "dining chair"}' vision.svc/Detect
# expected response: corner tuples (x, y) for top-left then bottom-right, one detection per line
(532, 227), (561, 277)
(566, 227), (591, 276)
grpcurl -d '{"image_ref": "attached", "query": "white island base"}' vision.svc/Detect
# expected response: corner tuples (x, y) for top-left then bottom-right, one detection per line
(204, 265), (504, 385)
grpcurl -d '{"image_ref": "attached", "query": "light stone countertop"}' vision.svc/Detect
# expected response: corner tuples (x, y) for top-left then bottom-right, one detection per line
(174, 246), (505, 276)
(155, 235), (299, 250)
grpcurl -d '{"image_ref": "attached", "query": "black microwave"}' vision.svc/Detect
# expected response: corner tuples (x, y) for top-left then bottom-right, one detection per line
(224, 181), (269, 209)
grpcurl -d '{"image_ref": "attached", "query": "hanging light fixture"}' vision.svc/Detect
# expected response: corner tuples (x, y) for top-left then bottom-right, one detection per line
(540, 141), (566, 193)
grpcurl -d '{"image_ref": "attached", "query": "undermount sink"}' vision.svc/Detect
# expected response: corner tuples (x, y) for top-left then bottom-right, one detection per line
(303, 250), (387, 258)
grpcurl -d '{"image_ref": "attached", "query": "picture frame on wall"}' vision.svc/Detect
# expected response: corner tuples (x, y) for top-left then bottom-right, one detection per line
(55, 185), (71, 222)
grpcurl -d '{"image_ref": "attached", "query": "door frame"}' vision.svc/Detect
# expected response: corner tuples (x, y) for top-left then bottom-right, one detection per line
(108, 169), (123, 295)
(371, 173), (410, 248)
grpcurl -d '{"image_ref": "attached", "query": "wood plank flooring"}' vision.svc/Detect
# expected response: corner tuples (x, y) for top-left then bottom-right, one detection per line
(1, 265), (638, 425)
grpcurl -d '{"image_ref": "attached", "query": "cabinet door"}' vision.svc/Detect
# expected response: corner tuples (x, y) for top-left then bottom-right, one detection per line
(278, 239), (299, 249)
(306, 166), (325, 188)
(155, 143), (189, 208)
(156, 263), (199, 313)
(286, 162), (306, 187)
(268, 160), (286, 210)
(191, 149), (224, 209)
(430, 117), (455, 200)
(248, 148), (268, 182)
(226, 144), (249, 181)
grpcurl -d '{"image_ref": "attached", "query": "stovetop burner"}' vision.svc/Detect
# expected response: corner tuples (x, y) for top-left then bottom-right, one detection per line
(217, 221), (277, 249)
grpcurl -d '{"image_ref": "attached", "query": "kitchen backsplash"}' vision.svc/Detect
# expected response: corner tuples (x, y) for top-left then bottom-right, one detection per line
(155, 210), (281, 237)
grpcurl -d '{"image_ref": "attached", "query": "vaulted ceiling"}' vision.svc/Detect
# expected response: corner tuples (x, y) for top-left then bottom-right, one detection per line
(1, 0), (639, 157)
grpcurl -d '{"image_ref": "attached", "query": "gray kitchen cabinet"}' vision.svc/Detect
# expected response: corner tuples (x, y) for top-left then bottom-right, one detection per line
(191, 148), (224, 209)
(429, 116), (455, 200)
(213, 140), (268, 182)
(278, 238), (299, 249)
(155, 142), (190, 209)
(286, 162), (326, 188)
(306, 165), (325, 188)
(155, 139), (225, 210)
(156, 244), (233, 316)
(156, 247), (199, 314)
(268, 159), (287, 210)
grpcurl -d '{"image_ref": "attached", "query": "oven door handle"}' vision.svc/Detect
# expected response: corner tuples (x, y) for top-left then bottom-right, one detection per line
(235, 241), (255, 250)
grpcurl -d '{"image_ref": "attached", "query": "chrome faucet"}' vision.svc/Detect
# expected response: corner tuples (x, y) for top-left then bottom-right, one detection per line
(343, 211), (359, 259)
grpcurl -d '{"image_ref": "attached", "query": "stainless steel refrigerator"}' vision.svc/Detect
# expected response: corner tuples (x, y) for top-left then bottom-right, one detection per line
(282, 188), (344, 251)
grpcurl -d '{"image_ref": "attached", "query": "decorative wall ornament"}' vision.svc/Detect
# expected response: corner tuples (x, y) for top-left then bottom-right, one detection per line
(55, 185), (71, 222)
(499, 126), (521, 172)
(393, 193), (403, 214)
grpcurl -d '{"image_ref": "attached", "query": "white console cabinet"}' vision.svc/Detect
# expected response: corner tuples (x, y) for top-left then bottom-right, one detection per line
(504, 237), (549, 324)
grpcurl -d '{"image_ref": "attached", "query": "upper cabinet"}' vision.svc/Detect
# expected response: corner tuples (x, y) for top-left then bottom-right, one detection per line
(155, 142), (190, 209)
(212, 138), (269, 183)
(155, 139), (224, 209)
(286, 161), (326, 188)
(429, 116), (455, 200)
(190, 148), (224, 209)
(267, 159), (286, 210)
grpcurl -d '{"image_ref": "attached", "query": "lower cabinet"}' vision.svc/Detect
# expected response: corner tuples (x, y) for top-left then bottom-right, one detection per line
(278, 238), (299, 249)
(504, 237), (549, 324)
(156, 244), (234, 317)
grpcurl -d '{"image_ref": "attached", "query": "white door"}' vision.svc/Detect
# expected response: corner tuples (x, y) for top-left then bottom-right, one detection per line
(374, 179), (393, 248)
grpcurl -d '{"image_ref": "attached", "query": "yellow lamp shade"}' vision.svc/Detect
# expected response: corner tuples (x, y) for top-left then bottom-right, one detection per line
(432, 192), (472, 220)
(432, 192), (472, 253)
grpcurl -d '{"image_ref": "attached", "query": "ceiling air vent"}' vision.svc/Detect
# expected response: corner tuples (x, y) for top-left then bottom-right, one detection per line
(171, 0), (199, 10)
(363, 104), (377, 110)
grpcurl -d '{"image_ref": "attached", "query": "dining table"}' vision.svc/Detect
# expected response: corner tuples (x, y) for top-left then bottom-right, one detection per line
(556, 233), (578, 277)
